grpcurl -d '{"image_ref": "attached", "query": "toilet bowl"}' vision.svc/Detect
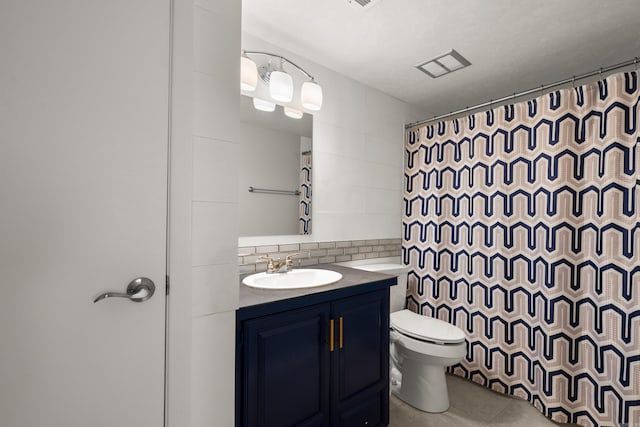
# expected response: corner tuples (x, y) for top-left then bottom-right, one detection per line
(339, 258), (467, 413)
(389, 309), (466, 412)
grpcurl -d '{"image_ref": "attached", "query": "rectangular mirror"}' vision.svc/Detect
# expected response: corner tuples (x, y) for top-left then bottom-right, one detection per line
(238, 95), (313, 237)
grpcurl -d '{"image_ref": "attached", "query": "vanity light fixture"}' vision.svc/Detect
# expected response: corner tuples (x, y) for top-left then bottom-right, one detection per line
(301, 80), (323, 111)
(252, 97), (276, 112)
(241, 54), (258, 91)
(283, 106), (303, 119)
(241, 50), (323, 113)
(269, 58), (294, 102)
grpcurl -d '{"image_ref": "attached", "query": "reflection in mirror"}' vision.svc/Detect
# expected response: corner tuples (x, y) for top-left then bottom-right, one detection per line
(239, 95), (313, 237)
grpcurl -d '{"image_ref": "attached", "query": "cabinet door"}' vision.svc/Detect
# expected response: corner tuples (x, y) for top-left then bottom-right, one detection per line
(332, 290), (389, 426)
(242, 304), (331, 427)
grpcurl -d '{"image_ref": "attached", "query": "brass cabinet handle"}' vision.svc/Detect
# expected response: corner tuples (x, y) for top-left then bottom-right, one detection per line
(339, 316), (344, 349)
(329, 319), (335, 352)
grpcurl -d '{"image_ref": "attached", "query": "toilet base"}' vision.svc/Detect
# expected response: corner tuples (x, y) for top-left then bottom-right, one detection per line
(393, 359), (451, 413)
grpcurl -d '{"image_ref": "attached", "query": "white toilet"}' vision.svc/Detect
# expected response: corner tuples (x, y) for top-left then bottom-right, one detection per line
(343, 259), (467, 413)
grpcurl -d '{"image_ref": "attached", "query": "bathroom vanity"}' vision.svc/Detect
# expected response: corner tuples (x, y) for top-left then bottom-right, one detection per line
(235, 264), (395, 427)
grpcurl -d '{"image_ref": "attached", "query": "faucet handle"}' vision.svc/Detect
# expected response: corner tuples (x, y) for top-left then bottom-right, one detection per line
(285, 253), (298, 261)
(285, 253), (299, 268)
(257, 255), (275, 271)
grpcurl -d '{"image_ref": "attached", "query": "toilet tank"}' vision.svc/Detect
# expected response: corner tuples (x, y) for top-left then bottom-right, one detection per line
(336, 257), (409, 313)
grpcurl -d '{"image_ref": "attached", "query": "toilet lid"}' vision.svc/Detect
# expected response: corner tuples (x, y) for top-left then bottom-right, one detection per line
(390, 310), (465, 344)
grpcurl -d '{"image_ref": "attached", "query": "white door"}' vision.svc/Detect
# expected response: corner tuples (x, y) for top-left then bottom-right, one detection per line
(0, 1), (169, 426)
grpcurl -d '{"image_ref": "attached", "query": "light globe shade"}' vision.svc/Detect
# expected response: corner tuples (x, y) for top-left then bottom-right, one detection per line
(269, 70), (293, 102)
(284, 106), (303, 119)
(241, 56), (258, 91)
(252, 97), (276, 112)
(301, 81), (323, 111)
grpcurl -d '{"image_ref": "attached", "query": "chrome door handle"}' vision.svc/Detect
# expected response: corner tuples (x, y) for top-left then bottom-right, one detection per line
(93, 277), (156, 303)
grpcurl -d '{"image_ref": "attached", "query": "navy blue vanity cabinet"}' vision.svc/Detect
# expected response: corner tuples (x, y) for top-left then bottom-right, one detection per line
(237, 284), (390, 427)
(332, 291), (389, 427)
(242, 303), (332, 427)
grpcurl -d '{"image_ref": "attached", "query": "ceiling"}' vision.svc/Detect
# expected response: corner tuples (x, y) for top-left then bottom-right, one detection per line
(242, 0), (640, 120)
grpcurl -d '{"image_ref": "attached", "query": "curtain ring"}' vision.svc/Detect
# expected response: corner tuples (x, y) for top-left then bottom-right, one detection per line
(572, 75), (576, 88)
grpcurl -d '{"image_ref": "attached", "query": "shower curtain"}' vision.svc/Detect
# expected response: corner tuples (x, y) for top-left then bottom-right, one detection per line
(298, 152), (312, 234)
(402, 71), (639, 426)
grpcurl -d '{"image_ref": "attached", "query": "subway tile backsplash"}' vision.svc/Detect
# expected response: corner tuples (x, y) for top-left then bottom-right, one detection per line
(238, 238), (401, 273)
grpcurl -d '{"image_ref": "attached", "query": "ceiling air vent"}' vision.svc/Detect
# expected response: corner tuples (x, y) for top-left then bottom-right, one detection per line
(346, 0), (383, 11)
(416, 49), (471, 78)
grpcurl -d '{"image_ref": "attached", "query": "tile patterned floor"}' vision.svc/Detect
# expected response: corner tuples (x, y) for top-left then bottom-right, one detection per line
(389, 374), (579, 427)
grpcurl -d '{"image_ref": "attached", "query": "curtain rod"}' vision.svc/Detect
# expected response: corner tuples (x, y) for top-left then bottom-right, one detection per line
(406, 56), (640, 129)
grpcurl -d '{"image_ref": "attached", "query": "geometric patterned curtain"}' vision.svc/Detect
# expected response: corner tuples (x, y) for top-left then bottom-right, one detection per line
(403, 71), (640, 426)
(298, 152), (312, 234)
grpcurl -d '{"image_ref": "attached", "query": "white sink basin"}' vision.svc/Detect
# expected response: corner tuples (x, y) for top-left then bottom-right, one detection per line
(242, 269), (343, 290)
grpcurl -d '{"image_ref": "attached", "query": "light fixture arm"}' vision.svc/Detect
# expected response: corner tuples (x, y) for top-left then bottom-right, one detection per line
(243, 50), (316, 81)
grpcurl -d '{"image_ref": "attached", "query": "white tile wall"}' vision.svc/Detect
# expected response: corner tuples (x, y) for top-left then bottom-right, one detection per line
(364, 132), (405, 167)
(363, 163), (404, 190)
(192, 201), (237, 266)
(313, 71), (368, 129)
(193, 71), (238, 142)
(191, 311), (236, 427)
(192, 263), (239, 316)
(193, 6), (237, 76)
(193, 0), (239, 18)
(191, 2), (240, 427)
(364, 188), (403, 214)
(192, 136), (238, 203)
(313, 123), (366, 158)
(314, 182), (366, 213)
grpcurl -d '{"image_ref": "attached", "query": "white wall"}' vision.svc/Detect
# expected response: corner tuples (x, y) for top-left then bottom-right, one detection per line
(184, 1), (240, 426)
(238, 122), (300, 236)
(240, 33), (423, 246)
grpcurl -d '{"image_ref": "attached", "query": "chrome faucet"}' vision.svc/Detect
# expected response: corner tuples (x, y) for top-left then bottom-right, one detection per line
(258, 253), (298, 273)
